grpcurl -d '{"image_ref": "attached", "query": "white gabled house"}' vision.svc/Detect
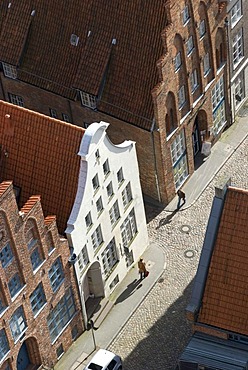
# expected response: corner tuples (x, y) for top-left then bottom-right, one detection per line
(66, 121), (148, 326)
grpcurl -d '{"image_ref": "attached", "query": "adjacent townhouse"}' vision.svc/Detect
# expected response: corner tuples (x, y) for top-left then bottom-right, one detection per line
(0, 0), (229, 206)
(0, 101), (149, 364)
(226, 0), (248, 121)
(177, 181), (248, 369)
(0, 181), (83, 370)
(66, 121), (148, 327)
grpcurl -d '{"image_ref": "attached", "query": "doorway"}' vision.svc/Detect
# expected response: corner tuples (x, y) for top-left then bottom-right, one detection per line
(17, 342), (30, 370)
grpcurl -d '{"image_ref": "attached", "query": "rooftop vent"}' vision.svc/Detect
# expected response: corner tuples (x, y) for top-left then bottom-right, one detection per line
(112, 38), (117, 45)
(87, 30), (92, 37)
(8, 2), (11, 9)
(70, 34), (79, 46)
(31, 10), (35, 16)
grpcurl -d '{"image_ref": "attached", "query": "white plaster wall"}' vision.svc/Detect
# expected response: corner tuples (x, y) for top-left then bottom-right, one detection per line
(66, 122), (148, 298)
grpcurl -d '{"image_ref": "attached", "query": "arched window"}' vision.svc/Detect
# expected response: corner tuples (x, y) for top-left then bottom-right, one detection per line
(24, 219), (44, 271)
(166, 92), (177, 136)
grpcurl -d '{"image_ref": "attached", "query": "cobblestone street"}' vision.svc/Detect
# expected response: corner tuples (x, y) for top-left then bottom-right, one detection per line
(108, 137), (248, 369)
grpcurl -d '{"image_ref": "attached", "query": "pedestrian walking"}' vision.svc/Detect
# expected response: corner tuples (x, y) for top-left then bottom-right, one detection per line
(177, 189), (186, 209)
(138, 258), (146, 280)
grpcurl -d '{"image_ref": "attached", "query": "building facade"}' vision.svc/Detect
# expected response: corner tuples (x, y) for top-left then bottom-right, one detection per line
(0, 181), (83, 370)
(66, 122), (149, 327)
(0, 0), (229, 207)
(226, 0), (248, 121)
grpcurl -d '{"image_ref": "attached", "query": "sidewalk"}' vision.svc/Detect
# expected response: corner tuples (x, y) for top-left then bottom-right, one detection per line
(166, 115), (248, 212)
(54, 243), (166, 370)
(55, 114), (248, 370)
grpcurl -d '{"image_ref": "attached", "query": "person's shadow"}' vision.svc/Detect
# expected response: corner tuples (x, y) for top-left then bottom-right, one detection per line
(115, 279), (142, 305)
(156, 209), (178, 229)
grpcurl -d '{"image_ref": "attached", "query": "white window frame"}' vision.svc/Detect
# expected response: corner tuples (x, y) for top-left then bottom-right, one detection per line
(211, 76), (226, 135)
(178, 85), (186, 108)
(101, 238), (118, 276)
(80, 91), (97, 109)
(186, 36), (194, 55)
(170, 130), (188, 189)
(109, 201), (120, 225)
(106, 181), (114, 198)
(231, 0), (242, 28)
(50, 108), (57, 118)
(62, 113), (70, 122)
(174, 52), (182, 71)
(92, 174), (100, 192)
(232, 29), (244, 68)
(203, 53), (210, 76)
(122, 182), (132, 208)
(96, 196), (103, 214)
(199, 19), (206, 38)
(120, 208), (137, 248)
(91, 225), (103, 250)
(70, 34), (79, 46)
(117, 168), (124, 184)
(234, 76), (244, 107)
(9, 306), (27, 342)
(2, 62), (17, 79)
(103, 159), (110, 176)
(9, 93), (24, 107)
(85, 212), (92, 228)
(182, 5), (190, 25)
(190, 69), (198, 93)
(78, 245), (89, 272)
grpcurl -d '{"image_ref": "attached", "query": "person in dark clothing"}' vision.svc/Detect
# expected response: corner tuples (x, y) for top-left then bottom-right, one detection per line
(177, 189), (186, 209)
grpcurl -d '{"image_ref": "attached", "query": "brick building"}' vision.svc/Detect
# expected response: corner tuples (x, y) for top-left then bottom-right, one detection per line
(0, 181), (83, 370)
(177, 181), (248, 369)
(0, 0), (229, 206)
(226, 0), (248, 121)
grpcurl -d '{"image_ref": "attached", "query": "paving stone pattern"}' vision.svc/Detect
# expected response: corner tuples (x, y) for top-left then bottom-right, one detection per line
(108, 138), (248, 369)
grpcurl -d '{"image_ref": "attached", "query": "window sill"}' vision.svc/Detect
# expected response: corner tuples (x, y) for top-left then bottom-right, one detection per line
(33, 302), (47, 319)
(51, 312), (78, 345)
(166, 127), (179, 141)
(111, 218), (121, 231)
(11, 285), (26, 302)
(33, 259), (46, 275)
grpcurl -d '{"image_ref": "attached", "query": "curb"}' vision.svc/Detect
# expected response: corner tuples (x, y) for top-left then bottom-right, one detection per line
(106, 250), (166, 349)
(166, 129), (248, 213)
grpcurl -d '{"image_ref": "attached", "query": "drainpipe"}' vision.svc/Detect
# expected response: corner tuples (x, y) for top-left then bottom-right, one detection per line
(224, 17), (234, 125)
(150, 118), (161, 203)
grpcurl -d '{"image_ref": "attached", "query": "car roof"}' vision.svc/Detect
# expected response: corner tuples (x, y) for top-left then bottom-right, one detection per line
(88, 349), (117, 367)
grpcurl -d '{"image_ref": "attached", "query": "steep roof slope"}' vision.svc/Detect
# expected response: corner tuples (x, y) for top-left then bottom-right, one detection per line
(0, 100), (84, 233)
(0, 0), (167, 129)
(198, 187), (248, 335)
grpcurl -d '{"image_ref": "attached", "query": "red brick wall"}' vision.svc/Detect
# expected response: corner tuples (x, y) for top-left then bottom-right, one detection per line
(0, 0), (229, 206)
(0, 183), (83, 370)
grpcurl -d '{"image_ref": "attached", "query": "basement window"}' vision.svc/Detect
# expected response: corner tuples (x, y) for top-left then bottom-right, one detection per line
(80, 91), (97, 110)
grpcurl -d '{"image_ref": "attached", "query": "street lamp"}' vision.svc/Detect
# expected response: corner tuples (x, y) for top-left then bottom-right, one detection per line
(88, 319), (97, 351)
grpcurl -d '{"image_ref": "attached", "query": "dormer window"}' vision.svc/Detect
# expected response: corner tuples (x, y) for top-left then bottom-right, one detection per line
(70, 34), (79, 46)
(2, 62), (17, 79)
(80, 91), (97, 109)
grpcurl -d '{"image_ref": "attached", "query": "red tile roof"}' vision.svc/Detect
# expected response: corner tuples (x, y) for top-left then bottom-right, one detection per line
(0, 180), (12, 197)
(0, 0), (167, 130)
(0, 100), (84, 233)
(198, 187), (248, 335)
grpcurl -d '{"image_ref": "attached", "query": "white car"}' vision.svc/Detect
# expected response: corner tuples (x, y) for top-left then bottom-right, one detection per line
(84, 349), (122, 370)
